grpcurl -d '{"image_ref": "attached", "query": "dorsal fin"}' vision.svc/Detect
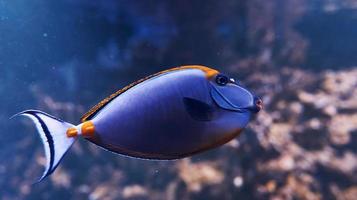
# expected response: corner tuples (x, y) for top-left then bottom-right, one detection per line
(80, 65), (219, 122)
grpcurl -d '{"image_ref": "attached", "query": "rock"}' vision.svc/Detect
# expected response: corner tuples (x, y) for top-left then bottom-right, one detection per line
(50, 167), (71, 188)
(89, 184), (120, 200)
(122, 185), (147, 199)
(177, 159), (224, 192)
(267, 123), (292, 147)
(328, 114), (357, 145)
(323, 70), (357, 94)
(262, 153), (295, 171)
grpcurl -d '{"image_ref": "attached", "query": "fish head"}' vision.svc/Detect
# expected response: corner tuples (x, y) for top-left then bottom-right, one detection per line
(209, 73), (262, 115)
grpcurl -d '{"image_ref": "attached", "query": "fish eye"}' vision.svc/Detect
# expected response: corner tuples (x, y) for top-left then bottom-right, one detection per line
(215, 74), (229, 86)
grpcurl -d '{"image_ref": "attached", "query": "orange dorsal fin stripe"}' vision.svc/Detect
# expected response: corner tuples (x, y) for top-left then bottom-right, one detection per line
(80, 65), (219, 122)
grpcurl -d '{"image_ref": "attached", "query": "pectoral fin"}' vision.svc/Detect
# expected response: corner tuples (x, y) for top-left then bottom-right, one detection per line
(183, 97), (214, 121)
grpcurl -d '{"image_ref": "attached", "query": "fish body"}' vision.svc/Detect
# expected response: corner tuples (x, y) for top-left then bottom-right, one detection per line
(14, 65), (262, 181)
(89, 68), (250, 159)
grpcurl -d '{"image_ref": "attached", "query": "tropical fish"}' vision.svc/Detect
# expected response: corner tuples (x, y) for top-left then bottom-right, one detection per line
(14, 65), (262, 182)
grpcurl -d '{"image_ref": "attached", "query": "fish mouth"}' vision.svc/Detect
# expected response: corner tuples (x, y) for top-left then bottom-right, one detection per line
(210, 83), (262, 113)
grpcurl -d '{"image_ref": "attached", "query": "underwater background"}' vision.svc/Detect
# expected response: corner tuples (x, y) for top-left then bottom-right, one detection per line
(1, 0), (356, 199)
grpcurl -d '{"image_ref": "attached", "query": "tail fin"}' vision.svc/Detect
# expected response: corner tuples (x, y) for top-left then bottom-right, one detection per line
(12, 110), (77, 182)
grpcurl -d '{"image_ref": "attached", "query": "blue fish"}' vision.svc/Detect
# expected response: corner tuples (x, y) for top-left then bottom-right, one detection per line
(14, 65), (262, 182)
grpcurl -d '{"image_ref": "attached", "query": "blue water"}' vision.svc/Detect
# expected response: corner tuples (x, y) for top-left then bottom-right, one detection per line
(1, 1), (356, 199)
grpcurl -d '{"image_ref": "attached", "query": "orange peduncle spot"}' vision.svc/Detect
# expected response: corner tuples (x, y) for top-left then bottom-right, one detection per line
(81, 121), (95, 138)
(66, 127), (78, 138)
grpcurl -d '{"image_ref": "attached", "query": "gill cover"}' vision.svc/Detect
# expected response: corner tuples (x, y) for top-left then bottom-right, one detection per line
(210, 81), (255, 112)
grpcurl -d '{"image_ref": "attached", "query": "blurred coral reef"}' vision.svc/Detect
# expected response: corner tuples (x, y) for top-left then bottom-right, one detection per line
(0, 0), (356, 199)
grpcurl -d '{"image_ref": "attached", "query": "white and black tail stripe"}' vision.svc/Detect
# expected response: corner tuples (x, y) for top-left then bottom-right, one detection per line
(12, 110), (77, 182)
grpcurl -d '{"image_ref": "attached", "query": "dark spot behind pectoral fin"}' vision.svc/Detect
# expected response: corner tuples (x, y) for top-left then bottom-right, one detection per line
(183, 97), (214, 121)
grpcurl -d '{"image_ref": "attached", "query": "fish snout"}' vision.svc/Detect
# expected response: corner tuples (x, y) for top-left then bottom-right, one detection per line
(250, 97), (263, 113)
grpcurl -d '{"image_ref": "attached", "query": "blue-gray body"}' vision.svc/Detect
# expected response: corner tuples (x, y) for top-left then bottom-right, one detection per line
(88, 69), (251, 159)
